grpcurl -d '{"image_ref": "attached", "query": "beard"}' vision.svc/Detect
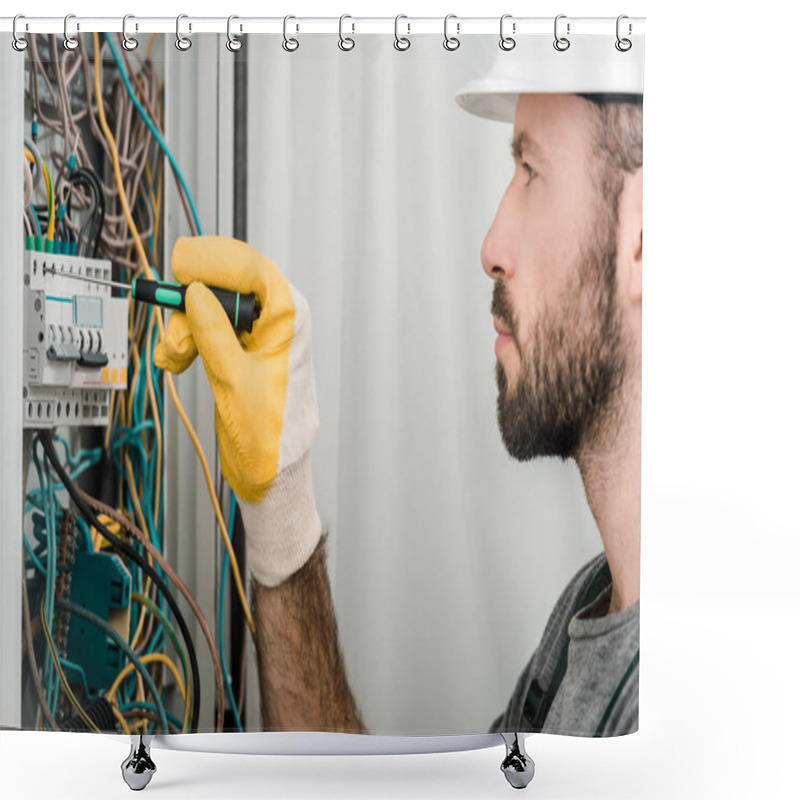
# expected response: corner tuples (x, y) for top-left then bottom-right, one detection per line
(492, 213), (627, 462)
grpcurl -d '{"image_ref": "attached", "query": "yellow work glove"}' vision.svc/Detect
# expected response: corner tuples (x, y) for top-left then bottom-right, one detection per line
(153, 236), (321, 587)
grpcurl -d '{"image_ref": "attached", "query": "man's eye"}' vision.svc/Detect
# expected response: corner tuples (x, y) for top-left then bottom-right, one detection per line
(522, 162), (535, 185)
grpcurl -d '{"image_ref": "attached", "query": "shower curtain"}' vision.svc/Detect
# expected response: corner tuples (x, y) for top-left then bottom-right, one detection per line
(6, 18), (644, 747)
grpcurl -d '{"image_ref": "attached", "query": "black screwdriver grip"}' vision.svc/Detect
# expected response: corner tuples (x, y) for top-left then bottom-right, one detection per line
(131, 279), (256, 333)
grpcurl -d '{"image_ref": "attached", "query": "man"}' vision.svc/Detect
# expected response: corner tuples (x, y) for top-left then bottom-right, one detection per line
(154, 53), (643, 738)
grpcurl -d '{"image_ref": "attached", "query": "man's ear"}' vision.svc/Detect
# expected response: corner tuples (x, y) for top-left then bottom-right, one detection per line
(618, 166), (643, 307)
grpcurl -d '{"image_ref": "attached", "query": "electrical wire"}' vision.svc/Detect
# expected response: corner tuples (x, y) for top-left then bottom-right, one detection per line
(40, 597), (102, 732)
(104, 33), (202, 235)
(220, 495), (245, 732)
(21, 564), (61, 731)
(73, 484), (226, 733)
(39, 430), (203, 732)
(56, 598), (169, 734)
(132, 591), (191, 733)
(91, 32), (255, 638)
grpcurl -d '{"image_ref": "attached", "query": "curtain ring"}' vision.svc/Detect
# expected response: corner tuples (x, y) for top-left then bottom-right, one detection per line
(394, 15), (410, 51)
(615, 15), (632, 52)
(443, 14), (460, 51)
(122, 15), (139, 51)
(63, 14), (79, 51)
(175, 14), (192, 51)
(553, 14), (570, 52)
(499, 14), (516, 51)
(282, 15), (299, 52)
(227, 15), (242, 52)
(338, 14), (355, 51)
(12, 15), (28, 52)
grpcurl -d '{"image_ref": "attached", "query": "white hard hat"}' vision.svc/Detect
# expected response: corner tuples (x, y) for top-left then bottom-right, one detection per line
(455, 35), (644, 123)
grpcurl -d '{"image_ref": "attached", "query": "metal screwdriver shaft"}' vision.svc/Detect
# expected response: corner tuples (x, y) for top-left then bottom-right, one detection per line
(43, 265), (257, 333)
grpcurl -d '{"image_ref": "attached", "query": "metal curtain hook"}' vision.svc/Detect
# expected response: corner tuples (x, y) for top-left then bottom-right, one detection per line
(615, 14), (632, 51)
(283, 15), (299, 52)
(175, 14), (192, 51)
(12, 14), (28, 51)
(499, 14), (516, 51)
(443, 14), (460, 51)
(394, 14), (410, 51)
(227, 15), (242, 52)
(339, 14), (355, 51)
(553, 14), (570, 52)
(122, 15), (139, 51)
(63, 14), (79, 51)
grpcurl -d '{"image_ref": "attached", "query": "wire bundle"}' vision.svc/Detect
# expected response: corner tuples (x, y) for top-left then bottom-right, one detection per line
(21, 33), (249, 736)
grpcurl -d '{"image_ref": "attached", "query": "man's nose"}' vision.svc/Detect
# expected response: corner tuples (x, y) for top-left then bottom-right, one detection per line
(481, 187), (515, 282)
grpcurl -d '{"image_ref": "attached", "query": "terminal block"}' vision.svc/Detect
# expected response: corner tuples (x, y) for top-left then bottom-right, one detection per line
(23, 252), (129, 428)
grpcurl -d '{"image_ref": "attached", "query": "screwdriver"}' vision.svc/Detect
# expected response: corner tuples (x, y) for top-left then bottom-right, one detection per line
(43, 266), (257, 333)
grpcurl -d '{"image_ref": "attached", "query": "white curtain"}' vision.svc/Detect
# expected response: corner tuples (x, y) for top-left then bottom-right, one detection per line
(246, 34), (600, 735)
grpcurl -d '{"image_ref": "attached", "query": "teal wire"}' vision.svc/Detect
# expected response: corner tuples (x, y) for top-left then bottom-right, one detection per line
(118, 701), (182, 732)
(23, 536), (47, 575)
(30, 437), (58, 715)
(56, 598), (169, 734)
(29, 204), (42, 236)
(103, 34), (204, 236)
(219, 495), (244, 732)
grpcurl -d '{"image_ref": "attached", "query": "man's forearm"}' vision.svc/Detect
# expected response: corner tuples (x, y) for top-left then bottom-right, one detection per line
(251, 534), (366, 733)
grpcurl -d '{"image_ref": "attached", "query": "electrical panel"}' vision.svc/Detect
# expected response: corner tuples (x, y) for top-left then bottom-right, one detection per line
(23, 252), (129, 428)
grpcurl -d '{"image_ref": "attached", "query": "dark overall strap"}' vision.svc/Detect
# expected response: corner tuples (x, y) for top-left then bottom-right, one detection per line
(594, 648), (639, 737)
(523, 559), (612, 732)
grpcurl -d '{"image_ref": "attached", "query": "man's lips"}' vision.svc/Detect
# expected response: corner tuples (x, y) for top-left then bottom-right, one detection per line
(493, 317), (512, 337)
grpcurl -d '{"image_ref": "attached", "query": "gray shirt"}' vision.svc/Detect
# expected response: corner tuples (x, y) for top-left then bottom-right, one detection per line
(489, 552), (639, 737)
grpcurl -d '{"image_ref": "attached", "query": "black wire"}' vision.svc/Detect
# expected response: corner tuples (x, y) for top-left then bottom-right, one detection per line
(74, 167), (105, 257)
(65, 168), (105, 258)
(38, 430), (201, 732)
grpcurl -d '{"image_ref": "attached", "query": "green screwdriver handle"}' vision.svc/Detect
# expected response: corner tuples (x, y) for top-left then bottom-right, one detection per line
(131, 278), (256, 334)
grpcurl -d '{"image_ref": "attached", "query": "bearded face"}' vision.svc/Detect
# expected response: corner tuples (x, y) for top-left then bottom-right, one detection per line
(491, 207), (627, 462)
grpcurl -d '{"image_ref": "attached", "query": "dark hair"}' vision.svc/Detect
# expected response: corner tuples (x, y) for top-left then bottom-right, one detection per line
(580, 94), (644, 176)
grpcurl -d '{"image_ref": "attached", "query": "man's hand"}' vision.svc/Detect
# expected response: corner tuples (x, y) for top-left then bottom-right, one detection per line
(154, 235), (321, 587)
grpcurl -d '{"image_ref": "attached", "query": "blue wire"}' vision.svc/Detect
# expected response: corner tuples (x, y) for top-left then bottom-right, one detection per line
(103, 33), (204, 236)
(219, 494), (244, 732)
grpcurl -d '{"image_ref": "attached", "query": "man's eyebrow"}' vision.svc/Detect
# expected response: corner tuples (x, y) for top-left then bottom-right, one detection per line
(510, 132), (545, 164)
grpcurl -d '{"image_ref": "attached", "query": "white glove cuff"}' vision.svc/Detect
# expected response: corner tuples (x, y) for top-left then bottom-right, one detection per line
(238, 451), (322, 588)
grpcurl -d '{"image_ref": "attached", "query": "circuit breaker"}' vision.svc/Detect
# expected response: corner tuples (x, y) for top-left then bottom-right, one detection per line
(23, 252), (129, 428)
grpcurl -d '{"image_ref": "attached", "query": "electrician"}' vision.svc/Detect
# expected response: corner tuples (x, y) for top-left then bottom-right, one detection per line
(154, 57), (642, 737)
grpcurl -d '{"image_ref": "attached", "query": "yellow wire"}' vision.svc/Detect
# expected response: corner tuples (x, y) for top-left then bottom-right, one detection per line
(124, 456), (154, 651)
(92, 32), (255, 636)
(24, 148), (55, 241)
(42, 161), (55, 241)
(107, 652), (187, 705)
(131, 592), (192, 733)
(40, 598), (101, 733)
(143, 310), (164, 532)
(111, 704), (131, 734)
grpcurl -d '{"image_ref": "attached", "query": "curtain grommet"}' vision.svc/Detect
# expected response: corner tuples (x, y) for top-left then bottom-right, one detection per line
(443, 14), (460, 51)
(499, 14), (516, 51)
(553, 14), (570, 52)
(394, 15), (410, 51)
(615, 15), (632, 51)
(338, 14), (355, 51)
(12, 14), (28, 51)
(227, 15), (243, 52)
(122, 15), (139, 51)
(63, 13), (79, 51)
(282, 15), (299, 52)
(175, 14), (192, 51)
